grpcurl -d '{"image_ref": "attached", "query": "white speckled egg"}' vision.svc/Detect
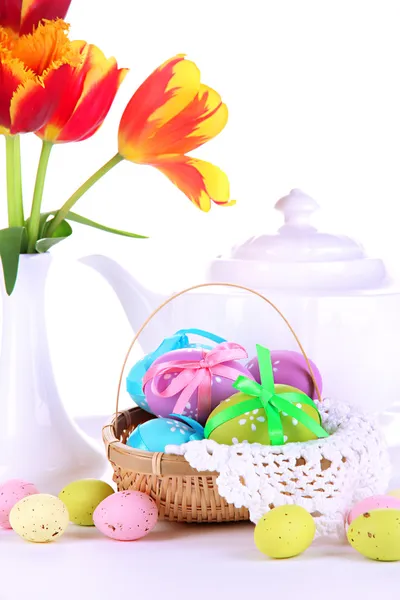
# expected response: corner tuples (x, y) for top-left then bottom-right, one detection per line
(9, 494), (69, 543)
(0, 479), (39, 529)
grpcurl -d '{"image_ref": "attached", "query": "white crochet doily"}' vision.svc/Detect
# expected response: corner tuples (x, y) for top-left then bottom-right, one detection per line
(166, 398), (391, 539)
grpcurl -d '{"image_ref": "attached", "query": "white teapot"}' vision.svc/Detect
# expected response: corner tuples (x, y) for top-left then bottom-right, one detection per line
(82, 189), (400, 414)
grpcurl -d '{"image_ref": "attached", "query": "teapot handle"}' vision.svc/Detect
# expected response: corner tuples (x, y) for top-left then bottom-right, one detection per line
(114, 282), (323, 417)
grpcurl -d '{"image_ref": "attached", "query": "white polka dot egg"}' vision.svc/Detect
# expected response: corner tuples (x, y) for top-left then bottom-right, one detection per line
(205, 385), (323, 445)
(10, 493), (69, 543)
(126, 414), (204, 452)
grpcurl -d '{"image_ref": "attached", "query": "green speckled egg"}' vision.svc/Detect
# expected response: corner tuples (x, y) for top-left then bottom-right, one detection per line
(347, 509), (400, 561)
(254, 505), (316, 558)
(206, 385), (321, 446)
(59, 479), (114, 526)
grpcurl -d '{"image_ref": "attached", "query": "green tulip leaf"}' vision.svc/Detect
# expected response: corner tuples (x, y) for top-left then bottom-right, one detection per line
(35, 220), (73, 253)
(24, 212), (55, 240)
(0, 226), (28, 295)
(65, 212), (148, 239)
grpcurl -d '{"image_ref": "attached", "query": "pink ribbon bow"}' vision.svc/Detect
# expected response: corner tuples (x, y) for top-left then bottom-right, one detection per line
(142, 342), (249, 423)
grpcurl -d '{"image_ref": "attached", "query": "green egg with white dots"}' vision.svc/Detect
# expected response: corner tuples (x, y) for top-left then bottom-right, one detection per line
(59, 479), (114, 526)
(347, 509), (400, 561)
(254, 505), (316, 559)
(206, 386), (321, 445)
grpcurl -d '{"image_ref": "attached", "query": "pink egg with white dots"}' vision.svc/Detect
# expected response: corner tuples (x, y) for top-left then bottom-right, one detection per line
(93, 490), (158, 541)
(0, 479), (39, 529)
(347, 495), (400, 524)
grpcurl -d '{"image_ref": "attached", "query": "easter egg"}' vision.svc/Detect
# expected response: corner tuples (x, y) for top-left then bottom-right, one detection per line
(254, 505), (316, 559)
(347, 495), (400, 524)
(126, 330), (225, 413)
(126, 414), (204, 452)
(10, 494), (69, 543)
(93, 490), (158, 541)
(388, 489), (400, 498)
(144, 346), (252, 424)
(205, 385), (322, 446)
(246, 350), (322, 399)
(0, 479), (39, 529)
(347, 509), (400, 561)
(59, 479), (115, 526)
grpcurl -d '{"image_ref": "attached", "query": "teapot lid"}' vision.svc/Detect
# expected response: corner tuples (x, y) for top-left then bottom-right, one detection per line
(207, 189), (389, 291)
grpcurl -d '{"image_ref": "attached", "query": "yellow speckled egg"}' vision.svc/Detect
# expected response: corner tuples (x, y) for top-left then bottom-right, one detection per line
(9, 494), (69, 543)
(59, 479), (114, 526)
(254, 505), (316, 559)
(347, 509), (400, 561)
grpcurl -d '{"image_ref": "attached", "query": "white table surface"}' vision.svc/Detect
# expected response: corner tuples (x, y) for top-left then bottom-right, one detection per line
(1, 417), (400, 600)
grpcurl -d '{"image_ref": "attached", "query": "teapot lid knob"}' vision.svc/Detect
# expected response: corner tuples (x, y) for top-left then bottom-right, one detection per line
(275, 188), (319, 230)
(207, 188), (389, 291)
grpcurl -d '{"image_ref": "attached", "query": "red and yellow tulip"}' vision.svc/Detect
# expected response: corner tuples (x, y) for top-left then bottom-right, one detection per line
(0, 0), (71, 36)
(37, 42), (128, 143)
(0, 19), (81, 135)
(118, 55), (234, 212)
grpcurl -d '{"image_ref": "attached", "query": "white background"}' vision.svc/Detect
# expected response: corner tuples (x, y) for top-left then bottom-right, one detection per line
(1, 0), (400, 417)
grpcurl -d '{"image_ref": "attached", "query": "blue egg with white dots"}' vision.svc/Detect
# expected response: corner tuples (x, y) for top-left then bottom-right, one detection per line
(126, 414), (204, 452)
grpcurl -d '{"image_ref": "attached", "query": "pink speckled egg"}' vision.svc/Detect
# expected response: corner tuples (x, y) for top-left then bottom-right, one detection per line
(93, 490), (158, 541)
(246, 350), (323, 400)
(0, 479), (39, 529)
(144, 346), (253, 424)
(347, 495), (400, 524)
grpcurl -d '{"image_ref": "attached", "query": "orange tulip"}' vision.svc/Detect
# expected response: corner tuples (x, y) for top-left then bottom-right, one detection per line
(0, 19), (80, 135)
(36, 42), (128, 143)
(0, 0), (72, 36)
(118, 55), (234, 212)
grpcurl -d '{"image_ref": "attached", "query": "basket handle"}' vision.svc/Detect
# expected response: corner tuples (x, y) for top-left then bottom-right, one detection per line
(115, 282), (322, 416)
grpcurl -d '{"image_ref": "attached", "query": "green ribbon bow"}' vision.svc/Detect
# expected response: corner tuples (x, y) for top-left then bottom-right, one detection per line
(204, 344), (328, 445)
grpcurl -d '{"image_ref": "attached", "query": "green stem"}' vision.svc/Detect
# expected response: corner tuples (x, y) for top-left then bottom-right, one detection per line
(46, 153), (124, 238)
(27, 140), (53, 253)
(5, 136), (24, 228)
(13, 135), (24, 226)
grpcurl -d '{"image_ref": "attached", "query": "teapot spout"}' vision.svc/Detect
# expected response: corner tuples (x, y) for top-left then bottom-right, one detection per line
(79, 254), (165, 354)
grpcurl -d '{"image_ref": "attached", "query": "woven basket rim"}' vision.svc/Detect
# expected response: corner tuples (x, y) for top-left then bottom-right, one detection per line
(103, 406), (219, 477)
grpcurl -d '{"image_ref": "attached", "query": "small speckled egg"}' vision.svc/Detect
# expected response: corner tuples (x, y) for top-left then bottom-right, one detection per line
(0, 479), (39, 529)
(59, 479), (115, 526)
(10, 494), (69, 543)
(93, 491), (158, 541)
(347, 509), (400, 561)
(254, 505), (316, 559)
(347, 494), (400, 524)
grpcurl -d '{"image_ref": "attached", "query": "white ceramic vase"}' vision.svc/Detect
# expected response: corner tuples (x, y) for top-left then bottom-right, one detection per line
(0, 253), (107, 494)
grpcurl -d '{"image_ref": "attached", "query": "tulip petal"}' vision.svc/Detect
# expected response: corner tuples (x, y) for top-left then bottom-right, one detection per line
(0, 0), (71, 35)
(139, 84), (228, 157)
(35, 40), (88, 141)
(10, 63), (69, 134)
(20, 0), (72, 35)
(151, 156), (234, 212)
(37, 42), (128, 143)
(0, 55), (33, 131)
(0, 0), (23, 32)
(118, 55), (201, 162)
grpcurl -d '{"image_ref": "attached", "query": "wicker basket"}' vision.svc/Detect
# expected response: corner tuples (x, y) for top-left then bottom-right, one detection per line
(102, 283), (323, 524)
